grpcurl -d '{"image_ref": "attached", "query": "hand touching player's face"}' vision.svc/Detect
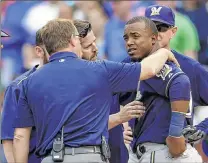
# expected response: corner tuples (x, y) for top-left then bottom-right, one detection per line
(80, 31), (98, 61)
(124, 22), (157, 60)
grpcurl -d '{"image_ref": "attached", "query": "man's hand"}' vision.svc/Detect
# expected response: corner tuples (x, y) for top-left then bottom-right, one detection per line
(118, 101), (145, 124)
(108, 101), (145, 130)
(166, 50), (180, 67)
(182, 125), (205, 144)
(166, 136), (186, 158)
(123, 126), (133, 144)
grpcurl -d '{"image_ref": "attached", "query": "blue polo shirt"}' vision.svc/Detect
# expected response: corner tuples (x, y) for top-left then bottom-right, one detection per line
(1, 65), (40, 163)
(13, 51), (141, 157)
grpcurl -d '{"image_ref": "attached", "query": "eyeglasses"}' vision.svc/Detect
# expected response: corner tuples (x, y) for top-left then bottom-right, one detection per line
(156, 24), (173, 32)
(78, 23), (91, 38)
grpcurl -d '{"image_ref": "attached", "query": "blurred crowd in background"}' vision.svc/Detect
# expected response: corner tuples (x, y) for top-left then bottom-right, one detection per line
(0, 0), (208, 109)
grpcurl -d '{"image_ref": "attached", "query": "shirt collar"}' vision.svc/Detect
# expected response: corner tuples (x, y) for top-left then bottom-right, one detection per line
(30, 64), (39, 73)
(49, 52), (78, 62)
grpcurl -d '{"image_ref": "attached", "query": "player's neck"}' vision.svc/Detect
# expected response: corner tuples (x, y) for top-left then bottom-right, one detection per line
(164, 44), (170, 50)
(149, 42), (160, 55)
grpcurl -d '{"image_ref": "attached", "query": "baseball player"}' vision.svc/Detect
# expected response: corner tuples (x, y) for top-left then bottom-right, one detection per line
(145, 5), (208, 161)
(1, 28), (48, 163)
(12, 19), (178, 163)
(121, 16), (202, 162)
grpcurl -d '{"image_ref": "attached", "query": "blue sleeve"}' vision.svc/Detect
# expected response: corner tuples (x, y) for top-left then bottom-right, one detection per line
(143, 62), (190, 101)
(103, 60), (141, 93)
(13, 81), (35, 128)
(195, 118), (208, 133)
(168, 74), (191, 102)
(1, 85), (17, 140)
(194, 63), (208, 105)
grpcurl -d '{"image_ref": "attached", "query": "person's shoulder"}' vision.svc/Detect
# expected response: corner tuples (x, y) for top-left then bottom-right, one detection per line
(12, 65), (38, 85)
(172, 50), (199, 65)
(122, 56), (131, 63)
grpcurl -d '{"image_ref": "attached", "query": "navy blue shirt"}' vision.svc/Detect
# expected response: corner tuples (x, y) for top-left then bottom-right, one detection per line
(1, 65), (40, 163)
(13, 52), (141, 157)
(134, 63), (191, 145)
(120, 57), (191, 147)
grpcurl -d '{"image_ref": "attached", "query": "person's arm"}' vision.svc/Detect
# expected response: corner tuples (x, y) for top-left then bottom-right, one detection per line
(103, 48), (179, 94)
(13, 127), (32, 163)
(108, 101), (145, 130)
(165, 74), (191, 157)
(1, 85), (18, 162)
(140, 48), (179, 80)
(12, 81), (35, 163)
(2, 141), (15, 163)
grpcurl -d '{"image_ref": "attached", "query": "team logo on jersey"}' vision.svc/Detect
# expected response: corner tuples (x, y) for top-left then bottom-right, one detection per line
(156, 64), (172, 80)
(150, 7), (162, 16)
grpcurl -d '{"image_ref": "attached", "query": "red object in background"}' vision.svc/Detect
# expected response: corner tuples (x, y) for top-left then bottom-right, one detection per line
(1, 1), (16, 20)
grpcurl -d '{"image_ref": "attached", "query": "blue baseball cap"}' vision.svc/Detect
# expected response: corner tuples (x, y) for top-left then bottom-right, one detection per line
(145, 5), (175, 26)
(1, 30), (9, 37)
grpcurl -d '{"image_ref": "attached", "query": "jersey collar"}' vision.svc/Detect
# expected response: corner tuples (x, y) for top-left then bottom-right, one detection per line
(49, 52), (78, 62)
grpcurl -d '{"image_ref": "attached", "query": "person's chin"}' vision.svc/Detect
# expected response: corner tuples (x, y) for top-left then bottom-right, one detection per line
(128, 53), (142, 61)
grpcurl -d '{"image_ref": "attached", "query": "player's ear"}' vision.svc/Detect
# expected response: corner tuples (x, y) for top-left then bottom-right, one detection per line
(35, 46), (44, 58)
(171, 26), (177, 38)
(151, 34), (157, 45)
(70, 34), (79, 47)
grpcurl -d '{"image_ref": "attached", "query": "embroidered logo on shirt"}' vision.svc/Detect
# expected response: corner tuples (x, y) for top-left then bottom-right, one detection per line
(156, 64), (172, 80)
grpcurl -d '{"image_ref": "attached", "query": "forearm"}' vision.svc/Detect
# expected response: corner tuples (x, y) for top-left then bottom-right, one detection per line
(2, 140), (15, 162)
(108, 113), (122, 130)
(140, 48), (168, 80)
(13, 128), (31, 163)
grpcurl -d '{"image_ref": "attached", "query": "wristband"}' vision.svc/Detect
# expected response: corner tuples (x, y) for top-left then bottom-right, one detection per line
(169, 112), (185, 137)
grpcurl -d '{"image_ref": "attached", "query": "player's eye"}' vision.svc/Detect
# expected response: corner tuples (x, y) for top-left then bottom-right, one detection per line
(156, 24), (173, 32)
(133, 35), (140, 39)
(123, 37), (128, 41)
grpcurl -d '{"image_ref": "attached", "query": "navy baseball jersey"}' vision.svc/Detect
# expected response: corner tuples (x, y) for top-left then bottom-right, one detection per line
(120, 57), (191, 148)
(1, 65), (40, 163)
(134, 62), (191, 146)
(13, 52), (141, 157)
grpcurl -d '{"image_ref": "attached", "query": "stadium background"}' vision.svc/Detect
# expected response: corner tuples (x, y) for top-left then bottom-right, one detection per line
(0, 0), (208, 162)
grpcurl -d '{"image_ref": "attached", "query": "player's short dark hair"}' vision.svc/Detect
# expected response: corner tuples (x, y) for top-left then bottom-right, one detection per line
(126, 16), (158, 35)
(73, 19), (92, 38)
(36, 28), (43, 46)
